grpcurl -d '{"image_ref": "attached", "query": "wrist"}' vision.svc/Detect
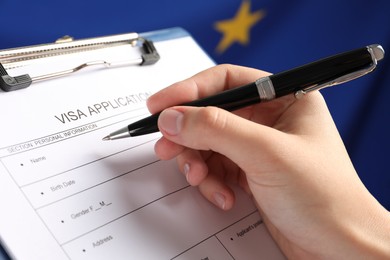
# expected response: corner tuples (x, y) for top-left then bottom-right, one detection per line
(350, 201), (390, 258)
(332, 194), (390, 259)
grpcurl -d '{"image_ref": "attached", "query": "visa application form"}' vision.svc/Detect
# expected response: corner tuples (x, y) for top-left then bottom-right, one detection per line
(0, 28), (285, 260)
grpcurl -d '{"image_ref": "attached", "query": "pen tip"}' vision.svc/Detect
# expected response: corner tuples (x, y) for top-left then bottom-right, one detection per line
(102, 135), (111, 141)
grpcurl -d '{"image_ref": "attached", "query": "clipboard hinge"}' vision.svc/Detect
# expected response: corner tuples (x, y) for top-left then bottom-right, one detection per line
(140, 38), (160, 65)
(0, 63), (32, 91)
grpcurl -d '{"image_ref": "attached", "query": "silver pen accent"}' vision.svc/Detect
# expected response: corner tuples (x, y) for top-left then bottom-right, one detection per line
(103, 126), (131, 141)
(255, 77), (276, 101)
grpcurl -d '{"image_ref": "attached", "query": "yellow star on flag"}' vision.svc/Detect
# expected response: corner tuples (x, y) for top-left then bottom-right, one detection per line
(214, 1), (265, 54)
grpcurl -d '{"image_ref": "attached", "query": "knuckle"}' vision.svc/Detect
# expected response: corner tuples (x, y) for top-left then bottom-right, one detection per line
(196, 107), (228, 134)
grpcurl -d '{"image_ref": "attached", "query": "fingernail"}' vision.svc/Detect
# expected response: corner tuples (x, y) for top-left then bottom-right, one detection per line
(213, 192), (226, 210)
(159, 109), (183, 135)
(183, 163), (190, 183)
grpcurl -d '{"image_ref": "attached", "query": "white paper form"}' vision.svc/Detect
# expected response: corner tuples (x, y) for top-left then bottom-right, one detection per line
(0, 29), (285, 259)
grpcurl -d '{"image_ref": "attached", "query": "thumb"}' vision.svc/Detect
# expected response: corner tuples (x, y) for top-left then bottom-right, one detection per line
(158, 106), (283, 169)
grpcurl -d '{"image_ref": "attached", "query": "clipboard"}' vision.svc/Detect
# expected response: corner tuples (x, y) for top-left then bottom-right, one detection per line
(0, 28), (284, 260)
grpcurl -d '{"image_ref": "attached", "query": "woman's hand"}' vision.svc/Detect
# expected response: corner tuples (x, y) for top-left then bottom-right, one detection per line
(147, 64), (390, 259)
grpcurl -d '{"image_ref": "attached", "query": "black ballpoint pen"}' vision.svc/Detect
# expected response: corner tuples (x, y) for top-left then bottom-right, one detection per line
(103, 44), (384, 140)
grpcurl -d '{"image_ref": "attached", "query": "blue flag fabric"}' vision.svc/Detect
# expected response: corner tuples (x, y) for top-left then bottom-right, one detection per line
(0, 0), (389, 211)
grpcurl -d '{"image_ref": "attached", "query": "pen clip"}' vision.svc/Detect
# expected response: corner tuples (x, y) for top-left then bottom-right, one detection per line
(294, 44), (385, 99)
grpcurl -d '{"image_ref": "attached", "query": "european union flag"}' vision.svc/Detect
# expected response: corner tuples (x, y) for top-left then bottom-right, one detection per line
(0, 0), (389, 211)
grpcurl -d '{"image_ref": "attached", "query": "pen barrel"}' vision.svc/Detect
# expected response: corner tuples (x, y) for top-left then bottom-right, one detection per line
(184, 82), (260, 111)
(270, 47), (374, 97)
(127, 113), (160, 136)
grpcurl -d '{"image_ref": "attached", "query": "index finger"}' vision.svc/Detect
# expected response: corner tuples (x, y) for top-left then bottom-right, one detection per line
(147, 64), (271, 114)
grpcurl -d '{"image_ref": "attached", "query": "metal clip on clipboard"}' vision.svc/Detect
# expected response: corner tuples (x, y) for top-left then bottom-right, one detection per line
(0, 33), (160, 92)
